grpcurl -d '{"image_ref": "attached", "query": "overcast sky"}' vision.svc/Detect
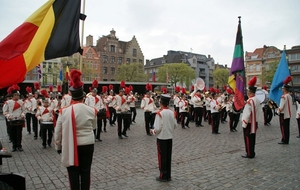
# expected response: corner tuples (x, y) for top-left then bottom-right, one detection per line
(1, 0), (299, 67)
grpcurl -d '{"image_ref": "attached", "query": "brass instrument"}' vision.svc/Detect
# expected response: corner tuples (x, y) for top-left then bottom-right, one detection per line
(268, 100), (279, 116)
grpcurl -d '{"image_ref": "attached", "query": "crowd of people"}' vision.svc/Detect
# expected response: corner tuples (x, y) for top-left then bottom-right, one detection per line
(2, 71), (300, 187)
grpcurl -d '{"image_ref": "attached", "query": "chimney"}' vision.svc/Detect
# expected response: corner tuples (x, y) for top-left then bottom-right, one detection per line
(110, 28), (116, 38)
(86, 35), (93, 47)
(208, 54), (211, 59)
(225, 64), (227, 68)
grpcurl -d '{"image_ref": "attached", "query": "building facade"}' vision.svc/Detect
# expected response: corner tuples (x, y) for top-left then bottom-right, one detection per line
(286, 45), (300, 91)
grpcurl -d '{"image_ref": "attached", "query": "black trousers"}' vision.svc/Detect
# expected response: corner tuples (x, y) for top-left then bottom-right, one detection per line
(243, 122), (257, 158)
(130, 107), (137, 122)
(211, 112), (220, 133)
(175, 107), (180, 123)
(203, 106), (207, 121)
(194, 107), (203, 126)
(67, 144), (94, 190)
(41, 123), (54, 147)
(180, 112), (189, 128)
(25, 113), (38, 137)
(117, 114), (129, 137)
(144, 112), (153, 135)
(279, 114), (290, 144)
(108, 107), (116, 125)
(10, 124), (23, 149)
(189, 105), (195, 121)
(94, 117), (102, 140)
(5, 118), (11, 140)
(207, 110), (212, 125)
(228, 112), (240, 130)
(157, 138), (172, 180)
(297, 118), (300, 136)
(221, 107), (227, 122)
(263, 106), (273, 124)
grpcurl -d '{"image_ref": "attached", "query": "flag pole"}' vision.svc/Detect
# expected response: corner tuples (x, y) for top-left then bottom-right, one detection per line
(238, 16), (247, 100)
(79, 0), (86, 72)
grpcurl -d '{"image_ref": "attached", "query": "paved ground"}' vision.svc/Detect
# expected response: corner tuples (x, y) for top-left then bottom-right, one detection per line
(0, 106), (299, 190)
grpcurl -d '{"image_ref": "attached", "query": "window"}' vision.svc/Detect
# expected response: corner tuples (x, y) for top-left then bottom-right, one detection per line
(110, 45), (115, 52)
(94, 63), (98, 69)
(289, 53), (300, 61)
(139, 59), (143, 64)
(118, 57), (122, 64)
(267, 52), (275, 58)
(132, 59), (137, 63)
(111, 79), (115, 81)
(110, 56), (115, 63)
(193, 59), (196, 64)
(102, 55), (108, 63)
(133, 48), (137, 57)
(87, 53), (93, 59)
(256, 64), (260, 71)
(111, 67), (115, 74)
(25, 76), (30, 80)
(32, 76), (38, 81)
(249, 65), (254, 72)
(33, 67), (37, 74)
(103, 79), (107, 81)
(126, 58), (130, 64)
(103, 67), (108, 74)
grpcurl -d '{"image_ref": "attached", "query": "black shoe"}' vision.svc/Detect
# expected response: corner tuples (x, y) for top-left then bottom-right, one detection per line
(18, 147), (23, 151)
(147, 133), (152, 136)
(230, 129), (234, 132)
(42, 146), (46, 149)
(48, 144), (52, 147)
(195, 125), (200, 127)
(296, 135), (300, 138)
(122, 134), (128, 138)
(199, 124), (204, 127)
(104, 130), (107, 132)
(278, 142), (288, 144)
(156, 177), (168, 182)
(11, 148), (17, 152)
(233, 129), (237, 132)
(97, 138), (103, 142)
(118, 136), (123, 139)
(216, 132), (220, 134)
(132, 121), (136, 123)
(34, 137), (37, 140)
(241, 154), (249, 158)
(182, 127), (186, 129)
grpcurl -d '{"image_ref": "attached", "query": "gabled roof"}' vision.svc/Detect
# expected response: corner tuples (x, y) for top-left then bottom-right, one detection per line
(82, 46), (99, 59)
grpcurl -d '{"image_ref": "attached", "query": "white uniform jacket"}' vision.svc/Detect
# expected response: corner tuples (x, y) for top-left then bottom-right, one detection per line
(36, 106), (54, 122)
(114, 94), (129, 113)
(179, 100), (188, 113)
(191, 94), (204, 108)
(241, 96), (261, 133)
(61, 94), (72, 108)
(3, 99), (25, 119)
(54, 103), (97, 167)
(278, 93), (293, 119)
(140, 97), (156, 112)
(153, 108), (177, 140)
(85, 95), (104, 110)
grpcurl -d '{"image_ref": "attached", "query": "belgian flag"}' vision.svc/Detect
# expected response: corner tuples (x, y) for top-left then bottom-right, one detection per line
(0, 0), (83, 89)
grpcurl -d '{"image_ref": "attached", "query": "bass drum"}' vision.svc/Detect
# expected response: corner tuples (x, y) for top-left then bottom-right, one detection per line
(255, 90), (267, 104)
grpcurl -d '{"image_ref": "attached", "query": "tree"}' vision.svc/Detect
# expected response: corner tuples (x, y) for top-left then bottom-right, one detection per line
(213, 68), (229, 88)
(157, 63), (196, 88)
(116, 62), (148, 82)
(261, 61), (279, 86)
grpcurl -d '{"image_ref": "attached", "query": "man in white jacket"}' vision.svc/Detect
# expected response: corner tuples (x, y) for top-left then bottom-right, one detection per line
(55, 70), (97, 190)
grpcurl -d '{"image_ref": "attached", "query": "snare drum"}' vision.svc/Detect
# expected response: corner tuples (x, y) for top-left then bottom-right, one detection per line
(97, 110), (106, 120)
(120, 111), (132, 119)
(40, 121), (54, 128)
(9, 119), (25, 126)
(255, 90), (267, 104)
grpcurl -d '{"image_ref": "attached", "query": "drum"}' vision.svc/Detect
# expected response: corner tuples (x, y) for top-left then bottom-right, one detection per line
(255, 90), (267, 104)
(40, 121), (54, 128)
(97, 109), (106, 120)
(120, 111), (132, 119)
(9, 119), (25, 126)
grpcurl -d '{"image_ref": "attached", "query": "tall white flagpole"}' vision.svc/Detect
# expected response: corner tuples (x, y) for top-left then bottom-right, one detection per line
(79, 0), (86, 72)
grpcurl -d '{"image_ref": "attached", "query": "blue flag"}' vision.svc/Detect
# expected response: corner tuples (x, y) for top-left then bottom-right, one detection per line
(59, 64), (63, 81)
(269, 50), (290, 105)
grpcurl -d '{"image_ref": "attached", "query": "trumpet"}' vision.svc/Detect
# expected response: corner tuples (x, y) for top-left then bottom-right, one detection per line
(218, 105), (225, 112)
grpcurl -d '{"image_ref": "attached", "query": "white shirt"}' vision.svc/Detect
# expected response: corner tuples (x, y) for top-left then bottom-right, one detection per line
(153, 108), (176, 140)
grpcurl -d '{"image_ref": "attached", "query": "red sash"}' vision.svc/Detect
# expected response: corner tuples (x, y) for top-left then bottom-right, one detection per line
(95, 96), (99, 104)
(121, 97), (126, 104)
(42, 108), (49, 115)
(148, 98), (153, 105)
(13, 101), (21, 111)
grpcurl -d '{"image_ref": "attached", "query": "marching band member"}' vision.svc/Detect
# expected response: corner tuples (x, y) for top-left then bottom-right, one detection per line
(127, 86), (137, 124)
(54, 69), (97, 190)
(210, 88), (221, 134)
(101, 86), (110, 132)
(61, 90), (72, 108)
(85, 80), (105, 142)
(277, 76), (293, 145)
(3, 92), (12, 142)
(191, 89), (204, 127)
(24, 86), (36, 134)
(241, 76), (260, 158)
(225, 88), (237, 132)
(33, 85), (42, 140)
(53, 85), (63, 120)
(173, 87), (181, 124)
(114, 83), (130, 139)
(204, 91), (212, 125)
(179, 88), (190, 129)
(107, 84), (117, 126)
(141, 83), (157, 136)
(262, 85), (272, 126)
(296, 100), (300, 138)
(188, 85), (195, 122)
(36, 95), (54, 149)
(3, 84), (25, 152)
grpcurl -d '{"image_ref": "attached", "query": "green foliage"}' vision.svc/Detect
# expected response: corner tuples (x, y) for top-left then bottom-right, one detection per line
(157, 63), (196, 88)
(261, 61), (279, 86)
(116, 62), (148, 82)
(213, 68), (229, 88)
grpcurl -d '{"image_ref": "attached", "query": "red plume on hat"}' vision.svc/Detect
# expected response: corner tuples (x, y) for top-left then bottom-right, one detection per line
(70, 70), (83, 89)
(248, 76), (257, 87)
(26, 86), (32, 94)
(283, 76), (292, 85)
(125, 87), (130, 95)
(263, 85), (267, 90)
(223, 85), (227, 91)
(7, 87), (12, 94)
(146, 83), (152, 91)
(162, 87), (167, 94)
(34, 82), (40, 90)
(226, 88), (233, 95)
(215, 89), (220, 94)
(182, 87), (186, 94)
(57, 85), (62, 93)
(210, 87), (215, 93)
(49, 85), (53, 93)
(10, 84), (20, 92)
(102, 86), (108, 93)
(120, 80), (126, 88)
(89, 87), (92, 92)
(175, 86), (180, 93)
(109, 84), (113, 91)
(41, 89), (49, 98)
(129, 85), (133, 92)
(92, 79), (98, 89)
